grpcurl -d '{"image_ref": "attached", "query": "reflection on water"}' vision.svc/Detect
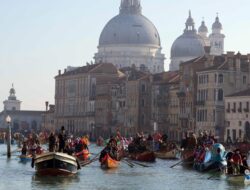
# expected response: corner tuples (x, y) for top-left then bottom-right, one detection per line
(1, 144), (250, 190)
(32, 174), (80, 190)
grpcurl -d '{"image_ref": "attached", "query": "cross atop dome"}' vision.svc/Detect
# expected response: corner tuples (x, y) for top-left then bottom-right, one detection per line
(120, 0), (142, 15)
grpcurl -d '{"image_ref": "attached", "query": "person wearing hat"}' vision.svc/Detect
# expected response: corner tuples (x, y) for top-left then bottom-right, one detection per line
(58, 126), (67, 152)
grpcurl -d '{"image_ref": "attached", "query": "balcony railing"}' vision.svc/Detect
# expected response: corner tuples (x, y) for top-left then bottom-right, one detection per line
(238, 108), (242, 113)
(231, 108), (236, 113)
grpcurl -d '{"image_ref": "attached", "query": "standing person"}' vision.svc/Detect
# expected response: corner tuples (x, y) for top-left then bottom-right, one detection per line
(58, 126), (67, 152)
(231, 149), (243, 175)
(48, 132), (56, 152)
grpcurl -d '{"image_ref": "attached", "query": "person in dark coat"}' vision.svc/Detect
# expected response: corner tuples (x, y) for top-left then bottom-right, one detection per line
(58, 126), (67, 152)
(48, 132), (56, 152)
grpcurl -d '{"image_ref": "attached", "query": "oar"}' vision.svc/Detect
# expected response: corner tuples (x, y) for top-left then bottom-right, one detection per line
(121, 159), (134, 168)
(128, 161), (151, 168)
(170, 160), (183, 168)
(80, 152), (101, 167)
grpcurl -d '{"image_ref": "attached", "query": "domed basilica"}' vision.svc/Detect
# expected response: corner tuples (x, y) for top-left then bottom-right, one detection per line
(94, 0), (165, 74)
(170, 11), (225, 71)
(94, 1), (225, 73)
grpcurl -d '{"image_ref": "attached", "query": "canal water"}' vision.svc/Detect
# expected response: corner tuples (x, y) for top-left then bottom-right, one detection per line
(0, 144), (249, 190)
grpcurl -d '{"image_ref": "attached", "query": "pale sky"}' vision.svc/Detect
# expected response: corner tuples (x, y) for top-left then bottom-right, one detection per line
(0, 0), (249, 111)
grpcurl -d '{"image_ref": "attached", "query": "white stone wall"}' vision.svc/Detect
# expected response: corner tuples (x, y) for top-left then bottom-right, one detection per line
(3, 100), (21, 111)
(95, 45), (165, 74)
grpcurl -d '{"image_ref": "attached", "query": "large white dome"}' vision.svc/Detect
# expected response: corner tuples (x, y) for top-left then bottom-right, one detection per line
(95, 0), (165, 74)
(99, 13), (160, 47)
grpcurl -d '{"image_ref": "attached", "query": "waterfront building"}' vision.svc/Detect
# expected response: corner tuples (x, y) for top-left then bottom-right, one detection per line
(224, 89), (250, 142)
(196, 52), (250, 140)
(54, 63), (121, 135)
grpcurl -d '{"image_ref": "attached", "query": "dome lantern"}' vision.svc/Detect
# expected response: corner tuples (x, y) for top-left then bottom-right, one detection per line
(120, 0), (142, 15)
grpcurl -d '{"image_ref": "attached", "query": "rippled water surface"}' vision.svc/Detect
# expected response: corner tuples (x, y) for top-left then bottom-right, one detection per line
(0, 144), (249, 190)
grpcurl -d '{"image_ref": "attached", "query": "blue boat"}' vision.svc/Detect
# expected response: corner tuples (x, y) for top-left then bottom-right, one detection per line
(193, 143), (227, 172)
(19, 155), (33, 162)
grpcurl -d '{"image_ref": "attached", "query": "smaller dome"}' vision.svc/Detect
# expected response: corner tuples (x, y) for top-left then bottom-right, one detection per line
(171, 32), (205, 58)
(198, 21), (208, 33)
(212, 16), (222, 30)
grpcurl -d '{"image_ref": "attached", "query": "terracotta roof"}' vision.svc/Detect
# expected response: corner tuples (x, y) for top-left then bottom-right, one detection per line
(226, 89), (250, 97)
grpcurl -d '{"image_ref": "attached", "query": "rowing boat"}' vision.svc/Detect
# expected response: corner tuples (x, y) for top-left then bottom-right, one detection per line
(155, 149), (179, 159)
(100, 154), (119, 169)
(129, 151), (156, 162)
(33, 152), (80, 176)
(19, 154), (32, 162)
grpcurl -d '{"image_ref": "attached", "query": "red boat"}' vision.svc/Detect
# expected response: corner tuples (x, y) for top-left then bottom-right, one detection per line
(181, 149), (194, 167)
(100, 154), (119, 169)
(129, 151), (156, 162)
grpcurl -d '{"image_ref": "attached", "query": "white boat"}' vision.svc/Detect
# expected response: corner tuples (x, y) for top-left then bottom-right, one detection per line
(33, 152), (80, 176)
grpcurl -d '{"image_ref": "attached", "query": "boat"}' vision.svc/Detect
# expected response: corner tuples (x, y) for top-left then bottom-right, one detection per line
(75, 149), (90, 161)
(181, 149), (194, 167)
(19, 154), (32, 162)
(155, 149), (179, 159)
(100, 153), (119, 169)
(129, 151), (156, 162)
(193, 143), (227, 172)
(227, 170), (250, 184)
(33, 152), (80, 176)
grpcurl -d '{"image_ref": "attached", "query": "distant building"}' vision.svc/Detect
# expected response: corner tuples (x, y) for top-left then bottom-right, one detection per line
(170, 12), (225, 71)
(224, 89), (250, 142)
(196, 52), (250, 140)
(94, 0), (165, 74)
(3, 84), (21, 111)
(54, 63), (121, 136)
(0, 85), (43, 133)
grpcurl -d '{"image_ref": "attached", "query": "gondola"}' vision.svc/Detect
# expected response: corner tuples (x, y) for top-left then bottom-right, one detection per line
(33, 152), (80, 176)
(155, 149), (179, 159)
(100, 153), (119, 169)
(181, 149), (194, 167)
(193, 144), (227, 172)
(129, 151), (156, 162)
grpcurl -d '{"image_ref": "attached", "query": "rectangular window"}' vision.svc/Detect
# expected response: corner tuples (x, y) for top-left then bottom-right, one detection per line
(239, 129), (242, 138)
(239, 121), (242, 126)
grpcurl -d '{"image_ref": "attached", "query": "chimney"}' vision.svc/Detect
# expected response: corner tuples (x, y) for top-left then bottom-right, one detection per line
(227, 51), (235, 71)
(64, 69), (67, 73)
(45, 101), (49, 111)
(236, 52), (241, 72)
(58, 70), (61, 75)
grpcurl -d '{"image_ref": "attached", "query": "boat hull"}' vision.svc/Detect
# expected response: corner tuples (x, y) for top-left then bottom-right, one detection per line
(193, 160), (227, 172)
(155, 149), (179, 159)
(19, 155), (32, 162)
(34, 152), (78, 176)
(181, 150), (194, 167)
(129, 151), (156, 162)
(101, 154), (119, 169)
